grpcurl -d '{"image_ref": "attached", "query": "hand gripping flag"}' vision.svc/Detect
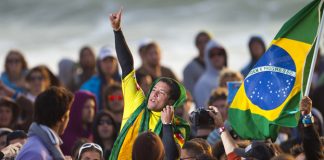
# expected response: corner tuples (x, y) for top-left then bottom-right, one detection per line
(229, 0), (324, 140)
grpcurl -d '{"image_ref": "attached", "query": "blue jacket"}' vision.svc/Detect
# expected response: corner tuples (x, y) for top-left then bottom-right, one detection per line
(16, 136), (53, 160)
(80, 75), (102, 110)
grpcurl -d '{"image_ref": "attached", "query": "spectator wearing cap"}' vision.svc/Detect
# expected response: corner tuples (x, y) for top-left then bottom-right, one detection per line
(16, 87), (74, 160)
(0, 97), (19, 130)
(80, 46), (121, 110)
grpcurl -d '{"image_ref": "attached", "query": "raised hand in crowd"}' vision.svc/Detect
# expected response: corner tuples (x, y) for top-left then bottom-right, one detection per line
(209, 106), (238, 158)
(109, 7), (122, 31)
(300, 96), (312, 116)
(299, 96), (324, 160)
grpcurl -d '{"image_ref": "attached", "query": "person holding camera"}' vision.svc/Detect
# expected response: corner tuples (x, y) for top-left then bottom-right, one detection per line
(207, 88), (234, 145)
(108, 8), (190, 160)
(208, 106), (240, 160)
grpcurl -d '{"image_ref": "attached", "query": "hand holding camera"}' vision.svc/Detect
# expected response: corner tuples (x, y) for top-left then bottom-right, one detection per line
(208, 106), (224, 128)
(189, 106), (224, 128)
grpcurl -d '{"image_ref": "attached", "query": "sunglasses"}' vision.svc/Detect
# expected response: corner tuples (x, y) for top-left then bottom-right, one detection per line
(77, 143), (103, 160)
(108, 95), (123, 101)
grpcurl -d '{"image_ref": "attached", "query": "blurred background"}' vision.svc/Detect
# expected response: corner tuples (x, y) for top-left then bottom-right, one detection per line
(0, 0), (316, 79)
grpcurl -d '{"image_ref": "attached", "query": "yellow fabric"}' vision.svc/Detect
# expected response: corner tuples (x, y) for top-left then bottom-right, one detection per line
(231, 38), (311, 121)
(121, 70), (162, 131)
(118, 111), (144, 160)
(120, 70), (145, 130)
(118, 70), (163, 159)
(149, 110), (161, 131)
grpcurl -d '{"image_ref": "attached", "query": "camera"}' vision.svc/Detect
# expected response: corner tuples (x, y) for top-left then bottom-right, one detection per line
(189, 108), (215, 127)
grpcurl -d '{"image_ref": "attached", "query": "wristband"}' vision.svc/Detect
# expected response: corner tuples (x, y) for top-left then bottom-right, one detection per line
(302, 114), (314, 125)
(162, 121), (172, 125)
(217, 126), (226, 135)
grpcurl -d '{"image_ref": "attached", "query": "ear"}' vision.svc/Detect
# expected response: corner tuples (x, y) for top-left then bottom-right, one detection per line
(60, 111), (69, 123)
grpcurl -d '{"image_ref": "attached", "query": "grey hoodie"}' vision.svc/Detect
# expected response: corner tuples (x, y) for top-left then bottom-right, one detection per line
(193, 40), (225, 108)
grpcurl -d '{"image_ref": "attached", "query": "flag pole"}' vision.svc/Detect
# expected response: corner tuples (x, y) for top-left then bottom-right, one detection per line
(304, 6), (324, 96)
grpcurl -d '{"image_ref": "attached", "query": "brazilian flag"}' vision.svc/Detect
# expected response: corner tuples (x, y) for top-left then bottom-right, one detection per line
(229, 0), (323, 140)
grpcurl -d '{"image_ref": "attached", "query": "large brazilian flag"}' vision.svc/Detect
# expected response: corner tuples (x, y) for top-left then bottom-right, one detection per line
(229, 0), (324, 140)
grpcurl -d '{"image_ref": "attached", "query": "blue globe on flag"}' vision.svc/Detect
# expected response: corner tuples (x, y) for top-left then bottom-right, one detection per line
(244, 45), (296, 110)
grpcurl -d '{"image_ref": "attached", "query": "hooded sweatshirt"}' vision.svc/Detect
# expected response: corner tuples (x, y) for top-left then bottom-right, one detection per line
(60, 91), (97, 155)
(193, 40), (225, 108)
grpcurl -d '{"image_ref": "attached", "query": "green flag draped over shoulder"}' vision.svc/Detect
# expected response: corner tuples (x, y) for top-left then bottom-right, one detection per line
(229, 0), (323, 140)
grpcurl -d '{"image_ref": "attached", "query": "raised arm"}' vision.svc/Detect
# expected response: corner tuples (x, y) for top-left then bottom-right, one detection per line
(109, 8), (134, 78)
(209, 106), (238, 155)
(300, 96), (324, 160)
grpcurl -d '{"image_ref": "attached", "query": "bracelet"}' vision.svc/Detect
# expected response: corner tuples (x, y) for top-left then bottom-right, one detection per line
(302, 114), (314, 125)
(162, 122), (172, 125)
(217, 126), (226, 135)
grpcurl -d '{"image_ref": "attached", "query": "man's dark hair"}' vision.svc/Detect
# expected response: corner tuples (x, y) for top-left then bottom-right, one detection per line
(182, 141), (205, 158)
(159, 78), (180, 103)
(34, 87), (74, 128)
(190, 138), (213, 156)
(195, 31), (212, 46)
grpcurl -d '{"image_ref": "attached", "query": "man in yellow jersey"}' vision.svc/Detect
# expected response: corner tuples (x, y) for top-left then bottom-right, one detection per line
(108, 8), (190, 160)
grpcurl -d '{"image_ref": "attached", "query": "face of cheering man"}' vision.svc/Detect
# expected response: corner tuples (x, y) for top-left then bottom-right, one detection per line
(147, 81), (173, 112)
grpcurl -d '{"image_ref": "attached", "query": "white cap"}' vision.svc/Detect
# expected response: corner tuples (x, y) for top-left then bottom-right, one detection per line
(98, 46), (116, 60)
